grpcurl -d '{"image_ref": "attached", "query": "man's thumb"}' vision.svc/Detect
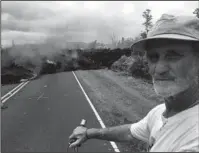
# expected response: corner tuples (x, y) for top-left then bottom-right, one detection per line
(69, 139), (81, 148)
(69, 133), (75, 140)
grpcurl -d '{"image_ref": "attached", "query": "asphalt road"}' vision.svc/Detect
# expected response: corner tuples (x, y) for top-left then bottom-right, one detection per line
(1, 71), (115, 152)
(1, 83), (20, 97)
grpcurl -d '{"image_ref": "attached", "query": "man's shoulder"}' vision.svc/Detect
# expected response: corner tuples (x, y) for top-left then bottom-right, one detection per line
(146, 103), (165, 127)
(148, 103), (165, 117)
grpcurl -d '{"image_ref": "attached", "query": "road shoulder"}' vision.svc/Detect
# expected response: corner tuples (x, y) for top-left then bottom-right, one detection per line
(75, 69), (162, 152)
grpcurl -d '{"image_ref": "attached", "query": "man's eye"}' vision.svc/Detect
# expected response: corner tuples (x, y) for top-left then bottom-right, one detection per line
(165, 53), (183, 60)
(165, 50), (183, 60)
(147, 54), (159, 63)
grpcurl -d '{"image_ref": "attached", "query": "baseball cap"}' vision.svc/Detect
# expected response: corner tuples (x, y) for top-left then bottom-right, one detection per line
(131, 14), (199, 51)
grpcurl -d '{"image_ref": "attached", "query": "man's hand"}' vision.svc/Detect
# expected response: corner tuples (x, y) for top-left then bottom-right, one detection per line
(68, 126), (88, 148)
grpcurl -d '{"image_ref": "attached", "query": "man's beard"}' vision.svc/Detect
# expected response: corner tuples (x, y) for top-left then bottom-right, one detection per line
(153, 79), (190, 98)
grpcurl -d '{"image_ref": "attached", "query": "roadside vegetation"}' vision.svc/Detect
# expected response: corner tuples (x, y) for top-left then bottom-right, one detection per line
(1, 9), (153, 85)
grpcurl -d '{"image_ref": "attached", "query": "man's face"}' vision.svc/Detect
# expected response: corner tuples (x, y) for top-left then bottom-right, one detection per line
(146, 40), (198, 98)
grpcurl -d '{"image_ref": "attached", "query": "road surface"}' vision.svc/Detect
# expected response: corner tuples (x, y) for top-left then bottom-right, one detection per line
(1, 83), (20, 97)
(1, 71), (116, 152)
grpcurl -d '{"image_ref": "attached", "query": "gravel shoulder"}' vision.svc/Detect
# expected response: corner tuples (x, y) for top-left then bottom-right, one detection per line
(75, 69), (163, 152)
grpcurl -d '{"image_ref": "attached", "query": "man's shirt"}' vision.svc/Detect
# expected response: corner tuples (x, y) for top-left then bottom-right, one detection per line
(130, 103), (199, 152)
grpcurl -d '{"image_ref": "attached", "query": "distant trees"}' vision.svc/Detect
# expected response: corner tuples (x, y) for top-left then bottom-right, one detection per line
(87, 40), (97, 49)
(88, 9), (154, 50)
(116, 37), (134, 49)
(128, 9), (154, 77)
(193, 8), (199, 18)
(141, 9), (153, 38)
(110, 33), (118, 49)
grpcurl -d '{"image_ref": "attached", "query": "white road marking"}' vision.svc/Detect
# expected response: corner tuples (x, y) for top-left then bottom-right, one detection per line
(37, 93), (48, 101)
(2, 81), (30, 103)
(72, 71), (120, 152)
(1, 82), (25, 100)
(37, 93), (44, 101)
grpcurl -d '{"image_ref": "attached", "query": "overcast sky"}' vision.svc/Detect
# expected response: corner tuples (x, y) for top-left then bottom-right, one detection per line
(1, 1), (198, 47)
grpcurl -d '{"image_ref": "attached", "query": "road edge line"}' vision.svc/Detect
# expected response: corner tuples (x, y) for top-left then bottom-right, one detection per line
(1, 82), (25, 100)
(72, 71), (120, 152)
(2, 81), (30, 103)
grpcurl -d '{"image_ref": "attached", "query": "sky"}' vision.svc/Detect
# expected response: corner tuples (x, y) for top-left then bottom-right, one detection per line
(1, 1), (198, 47)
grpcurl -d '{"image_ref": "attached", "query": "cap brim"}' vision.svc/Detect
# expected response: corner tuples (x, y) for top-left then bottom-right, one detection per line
(131, 34), (198, 51)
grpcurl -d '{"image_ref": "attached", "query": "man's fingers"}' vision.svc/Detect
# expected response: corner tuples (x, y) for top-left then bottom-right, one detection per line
(69, 133), (75, 140)
(69, 139), (81, 148)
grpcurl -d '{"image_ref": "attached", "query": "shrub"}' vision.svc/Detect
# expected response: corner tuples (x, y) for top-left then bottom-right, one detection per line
(111, 55), (152, 80)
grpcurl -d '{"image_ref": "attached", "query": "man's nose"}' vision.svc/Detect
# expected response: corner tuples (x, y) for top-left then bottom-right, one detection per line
(154, 60), (169, 76)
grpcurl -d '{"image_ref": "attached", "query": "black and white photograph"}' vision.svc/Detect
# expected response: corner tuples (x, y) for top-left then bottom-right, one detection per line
(1, 1), (199, 152)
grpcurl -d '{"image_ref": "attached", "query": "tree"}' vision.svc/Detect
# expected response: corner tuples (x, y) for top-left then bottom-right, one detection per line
(121, 37), (125, 43)
(140, 31), (147, 39)
(142, 9), (153, 38)
(12, 40), (15, 47)
(110, 33), (118, 49)
(117, 37), (126, 49)
(193, 8), (199, 18)
(88, 40), (97, 49)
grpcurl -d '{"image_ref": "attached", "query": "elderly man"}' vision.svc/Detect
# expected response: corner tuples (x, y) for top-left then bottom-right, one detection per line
(69, 14), (199, 152)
